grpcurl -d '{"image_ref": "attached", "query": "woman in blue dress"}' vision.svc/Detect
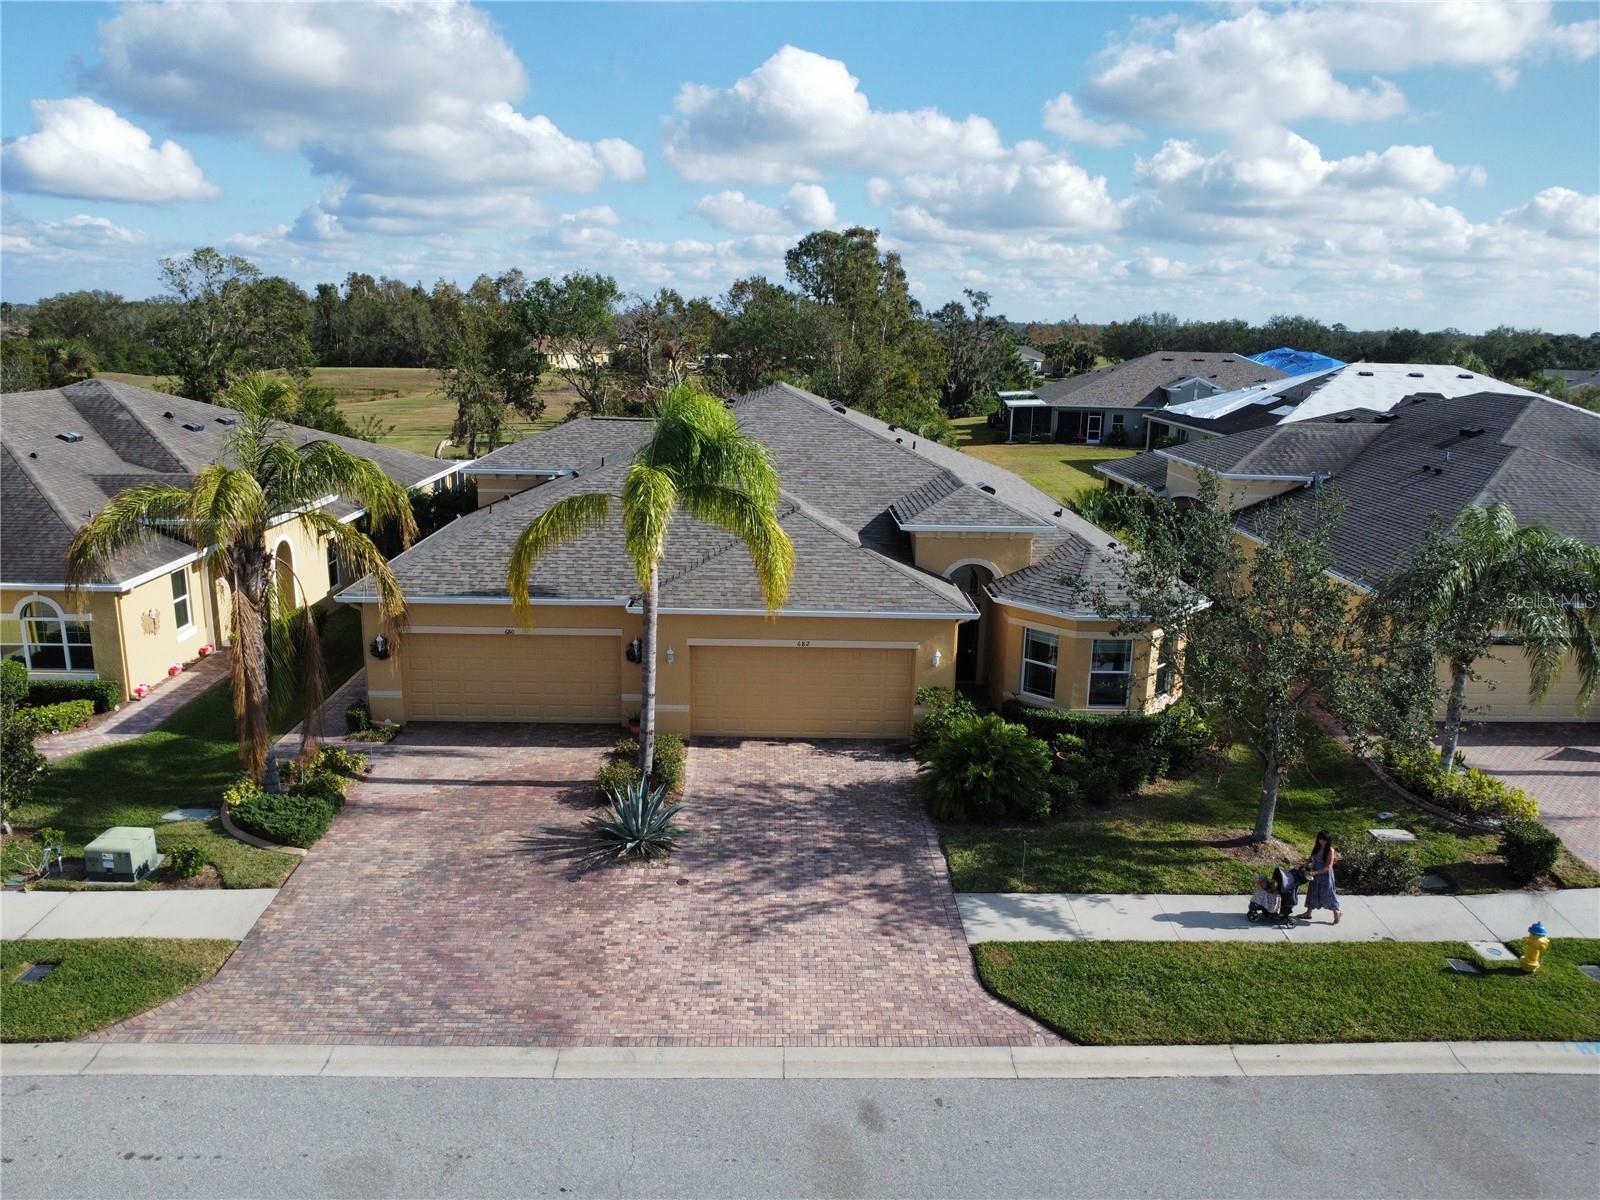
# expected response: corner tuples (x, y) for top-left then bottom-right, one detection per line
(1299, 830), (1342, 924)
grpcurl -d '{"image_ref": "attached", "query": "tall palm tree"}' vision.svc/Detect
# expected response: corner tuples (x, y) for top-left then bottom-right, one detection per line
(507, 383), (794, 776)
(1383, 503), (1600, 771)
(37, 338), (96, 387)
(68, 373), (416, 789)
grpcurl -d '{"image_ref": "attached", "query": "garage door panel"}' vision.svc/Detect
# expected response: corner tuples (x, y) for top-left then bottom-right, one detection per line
(404, 635), (619, 723)
(692, 646), (913, 738)
(1447, 654), (1594, 723)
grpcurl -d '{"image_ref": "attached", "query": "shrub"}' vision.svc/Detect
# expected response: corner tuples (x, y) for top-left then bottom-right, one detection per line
(24, 678), (120, 714)
(344, 700), (371, 733)
(314, 746), (369, 778)
(0, 660), (27, 708)
(347, 723), (398, 743)
(1051, 732), (1129, 805)
(911, 689), (979, 760)
(1382, 746), (1539, 823)
(166, 843), (206, 879)
(602, 733), (686, 797)
(1336, 835), (1421, 895)
(1500, 819), (1561, 885)
(585, 776), (683, 864)
(14, 699), (95, 736)
(229, 787), (337, 849)
(1, 712), (46, 825)
(595, 758), (643, 798)
(920, 714), (1052, 823)
(1003, 699), (1207, 783)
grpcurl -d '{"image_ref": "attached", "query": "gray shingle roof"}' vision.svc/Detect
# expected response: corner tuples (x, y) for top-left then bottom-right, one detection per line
(889, 470), (1051, 531)
(364, 380), (1135, 618)
(1096, 452), (1170, 494)
(1, 378), (453, 586)
(1033, 351), (1284, 410)
(1165, 423), (1385, 477)
(464, 416), (653, 475)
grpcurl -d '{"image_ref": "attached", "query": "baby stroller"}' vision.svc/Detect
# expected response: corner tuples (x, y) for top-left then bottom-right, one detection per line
(1247, 866), (1304, 923)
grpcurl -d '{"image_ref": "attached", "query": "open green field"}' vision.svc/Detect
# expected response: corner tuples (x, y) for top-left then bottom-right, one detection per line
(974, 938), (1600, 1045)
(3, 938), (235, 1042)
(951, 415), (1133, 505)
(941, 728), (1600, 896)
(99, 367), (580, 457)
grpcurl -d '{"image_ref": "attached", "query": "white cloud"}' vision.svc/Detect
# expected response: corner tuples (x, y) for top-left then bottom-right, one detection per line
(1, 97), (219, 203)
(784, 183), (837, 226)
(887, 142), (1122, 238)
(85, 0), (642, 232)
(1041, 92), (1140, 147)
(1, 206), (152, 259)
(663, 45), (1005, 182)
(1506, 187), (1600, 241)
(1079, 1), (1596, 133)
(694, 190), (785, 235)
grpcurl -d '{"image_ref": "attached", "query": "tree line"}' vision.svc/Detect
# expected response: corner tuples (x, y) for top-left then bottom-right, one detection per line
(5, 229), (1599, 448)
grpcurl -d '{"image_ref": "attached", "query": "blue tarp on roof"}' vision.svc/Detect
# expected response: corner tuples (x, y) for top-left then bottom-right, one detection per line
(1249, 347), (1345, 375)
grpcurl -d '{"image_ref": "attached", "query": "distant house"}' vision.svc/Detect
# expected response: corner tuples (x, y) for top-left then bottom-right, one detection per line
(534, 337), (611, 371)
(1, 379), (456, 702)
(1100, 392), (1600, 723)
(1016, 345), (1047, 376)
(1145, 362), (1538, 449)
(997, 351), (1284, 446)
(1549, 368), (1600, 391)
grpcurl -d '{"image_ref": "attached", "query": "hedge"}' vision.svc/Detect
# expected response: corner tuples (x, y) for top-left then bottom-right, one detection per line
(1001, 699), (1209, 781)
(24, 678), (121, 714)
(600, 734), (687, 799)
(14, 699), (96, 737)
(1, 661), (26, 708)
(224, 749), (358, 849)
(1382, 745), (1538, 824)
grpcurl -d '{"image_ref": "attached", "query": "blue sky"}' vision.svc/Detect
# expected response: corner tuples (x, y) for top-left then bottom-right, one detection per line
(2, 1), (1597, 331)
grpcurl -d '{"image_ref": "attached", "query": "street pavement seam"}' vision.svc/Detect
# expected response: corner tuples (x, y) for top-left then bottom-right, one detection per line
(3, 1041), (1595, 1080)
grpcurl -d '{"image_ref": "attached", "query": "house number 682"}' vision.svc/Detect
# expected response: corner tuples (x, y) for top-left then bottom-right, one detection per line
(795, 640), (811, 647)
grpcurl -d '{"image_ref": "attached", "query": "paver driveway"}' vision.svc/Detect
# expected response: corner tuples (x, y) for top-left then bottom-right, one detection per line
(1457, 723), (1600, 870)
(102, 725), (1051, 1046)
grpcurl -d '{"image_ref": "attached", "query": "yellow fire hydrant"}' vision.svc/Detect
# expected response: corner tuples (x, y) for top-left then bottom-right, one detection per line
(1520, 921), (1551, 973)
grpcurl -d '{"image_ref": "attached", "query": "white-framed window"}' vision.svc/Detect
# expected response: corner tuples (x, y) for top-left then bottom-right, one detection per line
(1155, 637), (1177, 696)
(3, 598), (95, 673)
(1020, 629), (1059, 701)
(326, 540), (341, 588)
(170, 569), (193, 632)
(1088, 638), (1133, 707)
(1111, 413), (1125, 431)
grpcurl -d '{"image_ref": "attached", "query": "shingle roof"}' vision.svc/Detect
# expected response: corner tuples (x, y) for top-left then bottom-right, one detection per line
(363, 381), (1135, 619)
(1096, 451), (1173, 495)
(1033, 351), (1284, 410)
(889, 470), (1052, 531)
(1164, 423), (1386, 478)
(1226, 394), (1600, 588)
(465, 416), (653, 475)
(1, 378), (453, 586)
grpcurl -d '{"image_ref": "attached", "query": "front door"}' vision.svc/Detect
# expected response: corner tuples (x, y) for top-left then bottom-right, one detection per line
(1085, 412), (1103, 444)
(956, 618), (980, 683)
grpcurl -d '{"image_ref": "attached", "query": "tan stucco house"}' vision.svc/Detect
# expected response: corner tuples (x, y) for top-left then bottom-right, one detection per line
(1100, 391), (1600, 723)
(345, 382), (1175, 738)
(1, 378), (457, 701)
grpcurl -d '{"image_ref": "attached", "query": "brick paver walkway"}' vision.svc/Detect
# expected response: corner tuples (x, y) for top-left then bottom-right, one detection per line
(1456, 723), (1600, 870)
(37, 651), (231, 761)
(98, 726), (1051, 1047)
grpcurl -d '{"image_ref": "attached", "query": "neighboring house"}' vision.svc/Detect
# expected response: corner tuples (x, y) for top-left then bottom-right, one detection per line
(0, 379), (457, 701)
(534, 337), (611, 371)
(1248, 347), (1345, 376)
(347, 382), (1176, 738)
(1100, 392), (1600, 723)
(1016, 345), (1047, 376)
(999, 351), (1285, 446)
(1146, 361), (1536, 448)
(1548, 368), (1600, 391)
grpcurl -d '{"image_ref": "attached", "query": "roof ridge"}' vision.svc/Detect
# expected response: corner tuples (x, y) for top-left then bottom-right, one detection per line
(2, 444), (83, 542)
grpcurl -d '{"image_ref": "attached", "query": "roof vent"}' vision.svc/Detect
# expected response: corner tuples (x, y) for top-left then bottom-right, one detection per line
(1407, 371), (1424, 378)
(55, 431), (84, 443)
(1458, 426), (1486, 438)
(215, 415), (235, 426)
(1456, 372), (1474, 379)
(1374, 412), (1400, 423)
(829, 402), (846, 414)
(1160, 357), (1174, 362)
(895, 437), (903, 444)
(979, 484), (997, 495)
(886, 423), (897, 432)
(1334, 415), (1355, 423)
(162, 410), (175, 419)
(1357, 370), (1374, 377)
(1053, 508), (1063, 517)
(181, 421), (205, 432)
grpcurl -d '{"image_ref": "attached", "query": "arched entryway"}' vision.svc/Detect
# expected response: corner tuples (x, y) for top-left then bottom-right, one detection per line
(274, 541), (297, 612)
(946, 561), (997, 685)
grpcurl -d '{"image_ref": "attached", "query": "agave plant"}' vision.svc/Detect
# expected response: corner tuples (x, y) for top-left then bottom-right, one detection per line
(585, 776), (683, 864)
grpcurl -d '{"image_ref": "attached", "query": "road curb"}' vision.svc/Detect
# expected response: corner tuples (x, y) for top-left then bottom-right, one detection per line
(3, 1041), (1595, 1080)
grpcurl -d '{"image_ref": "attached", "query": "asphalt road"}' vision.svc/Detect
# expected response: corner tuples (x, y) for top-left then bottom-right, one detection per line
(2, 1073), (1595, 1199)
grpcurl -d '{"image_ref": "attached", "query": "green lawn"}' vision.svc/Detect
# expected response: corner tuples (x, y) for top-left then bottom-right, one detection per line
(99, 366), (579, 457)
(974, 938), (1600, 1045)
(2, 938), (235, 1042)
(7, 607), (362, 889)
(941, 729), (1598, 895)
(951, 415), (1135, 504)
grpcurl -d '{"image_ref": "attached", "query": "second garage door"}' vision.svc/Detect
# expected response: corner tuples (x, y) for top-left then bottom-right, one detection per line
(403, 634), (619, 722)
(691, 645), (915, 739)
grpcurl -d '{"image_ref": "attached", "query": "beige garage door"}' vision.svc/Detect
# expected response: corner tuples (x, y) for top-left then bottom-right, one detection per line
(691, 645), (915, 739)
(403, 634), (619, 723)
(1457, 653), (1594, 723)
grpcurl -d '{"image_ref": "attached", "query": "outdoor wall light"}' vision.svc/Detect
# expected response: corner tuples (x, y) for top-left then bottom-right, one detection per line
(665, 647), (676, 665)
(369, 634), (391, 660)
(625, 638), (643, 663)
(931, 649), (943, 668)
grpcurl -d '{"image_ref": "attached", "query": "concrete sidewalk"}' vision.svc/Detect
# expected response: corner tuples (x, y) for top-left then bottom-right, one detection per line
(2, 1039), (1594, 1080)
(1, 889), (276, 941)
(957, 888), (1600, 944)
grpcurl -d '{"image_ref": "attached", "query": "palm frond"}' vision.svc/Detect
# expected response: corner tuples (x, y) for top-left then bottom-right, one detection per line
(185, 464), (268, 577)
(678, 484), (795, 611)
(293, 441), (418, 547)
(506, 492), (614, 620)
(621, 464), (678, 586)
(67, 482), (197, 593)
(297, 508), (411, 634)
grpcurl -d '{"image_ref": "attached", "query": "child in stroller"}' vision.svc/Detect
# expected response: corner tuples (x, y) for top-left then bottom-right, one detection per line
(1247, 866), (1305, 923)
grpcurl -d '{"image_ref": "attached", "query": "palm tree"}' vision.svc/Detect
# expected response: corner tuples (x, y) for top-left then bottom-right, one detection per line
(37, 338), (96, 387)
(507, 383), (794, 776)
(1383, 503), (1600, 771)
(68, 373), (416, 789)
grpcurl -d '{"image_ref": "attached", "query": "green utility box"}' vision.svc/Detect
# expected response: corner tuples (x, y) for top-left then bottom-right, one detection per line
(84, 826), (159, 883)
